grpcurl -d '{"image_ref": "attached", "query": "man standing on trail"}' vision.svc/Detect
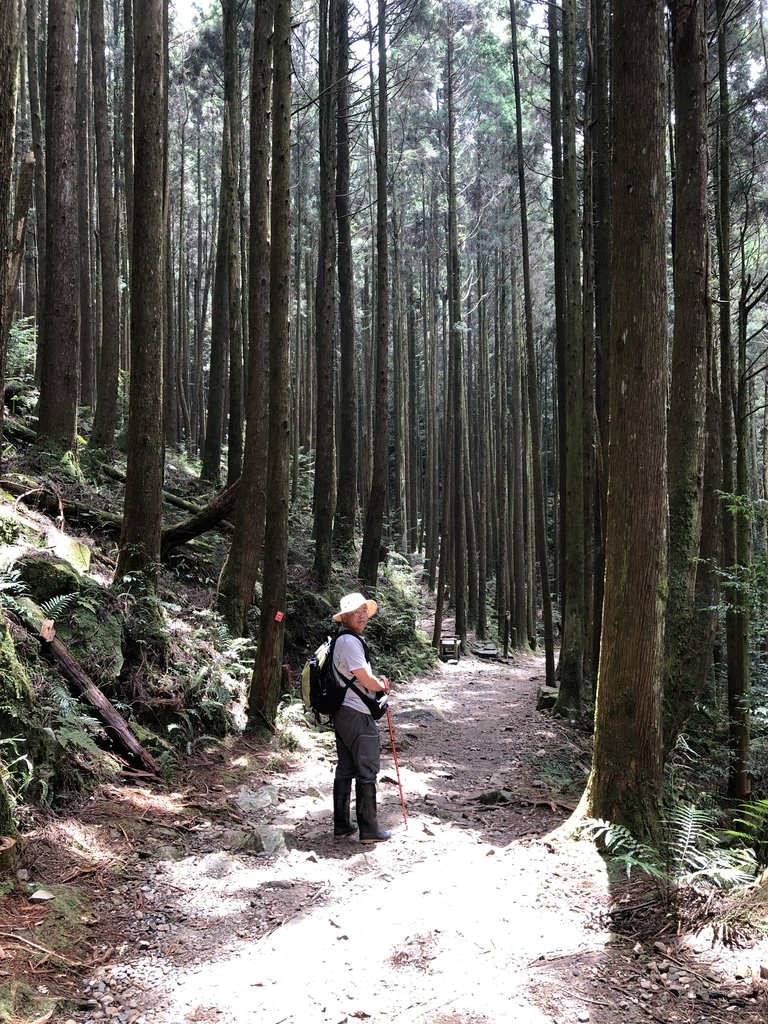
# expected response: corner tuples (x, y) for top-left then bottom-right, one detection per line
(330, 592), (392, 843)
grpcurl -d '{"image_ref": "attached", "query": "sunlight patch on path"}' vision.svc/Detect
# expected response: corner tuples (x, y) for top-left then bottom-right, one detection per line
(152, 830), (612, 1024)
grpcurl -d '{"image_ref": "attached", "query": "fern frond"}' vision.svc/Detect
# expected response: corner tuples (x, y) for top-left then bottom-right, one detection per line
(39, 592), (77, 620)
(666, 804), (720, 874)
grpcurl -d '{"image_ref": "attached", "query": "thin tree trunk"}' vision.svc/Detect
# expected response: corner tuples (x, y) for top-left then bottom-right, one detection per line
(37, 0), (79, 451)
(114, 0), (165, 588)
(510, 0), (555, 685)
(216, 0), (271, 637)
(555, 0), (585, 715)
(248, 0), (291, 730)
(27, 0), (46, 377)
(359, 0), (389, 589)
(90, 0), (121, 447)
(332, 0), (357, 550)
(313, 0), (338, 584)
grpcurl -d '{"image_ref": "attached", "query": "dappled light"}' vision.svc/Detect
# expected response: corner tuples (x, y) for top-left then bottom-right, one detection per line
(7, 650), (766, 1023)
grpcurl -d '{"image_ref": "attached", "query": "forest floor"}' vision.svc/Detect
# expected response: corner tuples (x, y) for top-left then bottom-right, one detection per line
(4, 646), (768, 1024)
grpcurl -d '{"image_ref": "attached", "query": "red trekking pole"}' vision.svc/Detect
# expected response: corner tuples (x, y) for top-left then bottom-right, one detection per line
(386, 704), (407, 824)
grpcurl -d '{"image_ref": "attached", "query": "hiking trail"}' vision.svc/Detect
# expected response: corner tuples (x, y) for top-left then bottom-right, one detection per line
(12, 649), (768, 1024)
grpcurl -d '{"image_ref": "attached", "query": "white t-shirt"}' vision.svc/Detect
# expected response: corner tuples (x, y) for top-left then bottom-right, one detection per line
(333, 632), (376, 715)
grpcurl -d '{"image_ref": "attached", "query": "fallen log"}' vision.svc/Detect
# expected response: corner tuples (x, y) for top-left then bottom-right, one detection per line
(98, 462), (220, 516)
(13, 601), (160, 776)
(0, 476), (123, 534)
(160, 477), (240, 557)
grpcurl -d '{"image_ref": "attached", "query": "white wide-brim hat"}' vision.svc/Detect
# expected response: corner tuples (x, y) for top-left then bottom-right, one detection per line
(333, 592), (378, 622)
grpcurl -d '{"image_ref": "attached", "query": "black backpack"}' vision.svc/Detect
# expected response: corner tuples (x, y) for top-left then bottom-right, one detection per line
(301, 629), (388, 723)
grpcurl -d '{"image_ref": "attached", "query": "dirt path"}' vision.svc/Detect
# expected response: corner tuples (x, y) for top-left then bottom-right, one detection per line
(10, 651), (768, 1024)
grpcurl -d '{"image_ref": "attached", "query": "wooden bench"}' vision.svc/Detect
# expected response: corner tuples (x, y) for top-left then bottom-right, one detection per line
(440, 635), (460, 660)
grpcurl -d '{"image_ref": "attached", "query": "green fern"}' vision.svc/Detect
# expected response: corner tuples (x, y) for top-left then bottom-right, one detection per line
(55, 723), (103, 758)
(583, 804), (757, 896)
(0, 568), (29, 619)
(581, 818), (666, 879)
(725, 798), (768, 869)
(39, 592), (77, 620)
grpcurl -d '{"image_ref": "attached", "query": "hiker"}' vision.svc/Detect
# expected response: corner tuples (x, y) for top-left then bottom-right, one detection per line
(331, 592), (392, 843)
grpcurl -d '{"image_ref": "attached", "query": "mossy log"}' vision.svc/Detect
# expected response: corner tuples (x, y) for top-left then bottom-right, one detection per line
(0, 477), (123, 534)
(13, 602), (160, 776)
(160, 478), (239, 556)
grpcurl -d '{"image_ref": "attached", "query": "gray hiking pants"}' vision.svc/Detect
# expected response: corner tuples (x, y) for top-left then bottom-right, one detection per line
(332, 705), (381, 785)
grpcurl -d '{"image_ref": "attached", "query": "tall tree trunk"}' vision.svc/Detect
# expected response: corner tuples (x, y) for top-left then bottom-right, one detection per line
(331, 0), (357, 550)
(510, 0), (555, 685)
(591, 0), (611, 673)
(114, 0), (165, 588)
(123, 0), (134, 266)
(313, 0), (338, 585)
(446, 31), (467, 647)
(0, 0), (19, 464)
(555, 0), (585, 716)
(27, 0), (46, 376)
(547, 0), (567, 622)
(37, 0), (79, 452)
(729, 273), (751, 798)
(663, 0), (710, 749)
(76, 0), (94, 410)
(359, 0), (389, 588)
(216, 0), (272, 637)
(248, 0), (291, 731)
(510, 265), (528, 649)
(585, 0), (667, 840)
(224, 0), (243, 485)
(90, 0), (121, 448)
(713, 0), (745, 802)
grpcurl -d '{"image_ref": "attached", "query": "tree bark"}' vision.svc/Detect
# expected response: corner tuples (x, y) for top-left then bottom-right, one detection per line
(26, 0), (46, 376)
(510, 0), (555, 685)
(554, 0), (585, 716)
(216, 0), (271, 636)
(223, 0), (243, 486)
(663, 0), (710, 750)
(248, 0), (291, 730)
(359, 0), (389, 588)
(333, 0), (357, 551)
(90, 0), (122, 447)
(114, 0), (165, 588)
(312, 0), (338, 585)
(37, 0), (80, 452)
(0, 0), (19, 471)
(585, 0), (667, 840)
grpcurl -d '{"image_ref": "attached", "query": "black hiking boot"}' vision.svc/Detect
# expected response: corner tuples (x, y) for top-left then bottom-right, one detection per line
(356, 781), (391, 844)
(333, 779), (357, 838)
